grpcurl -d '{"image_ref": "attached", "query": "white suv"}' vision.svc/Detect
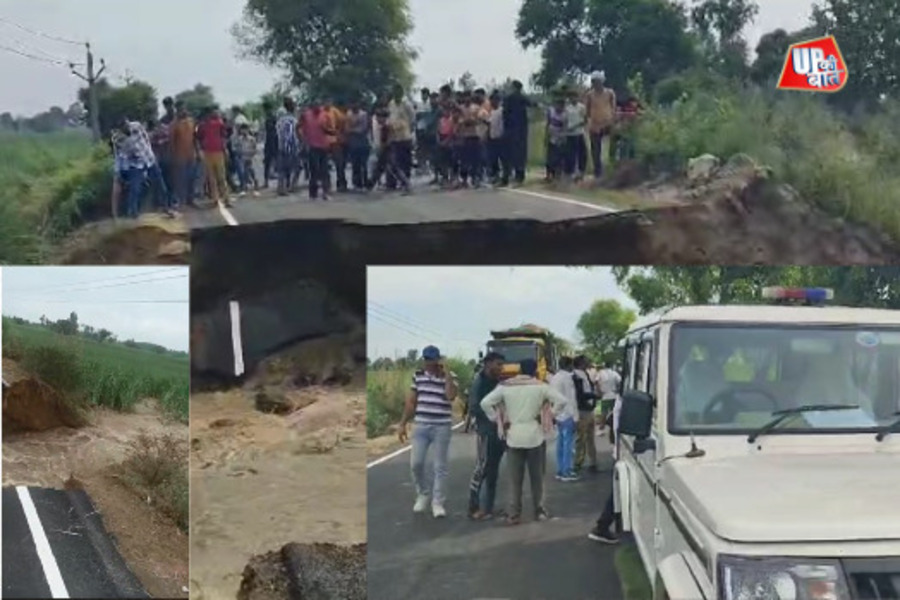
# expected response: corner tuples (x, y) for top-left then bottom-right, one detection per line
(615, 292), (900, 600)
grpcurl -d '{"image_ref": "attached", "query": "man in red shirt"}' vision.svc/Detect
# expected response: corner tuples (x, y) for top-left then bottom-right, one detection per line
(301, 102), (332, 201)
(196, 107), (231, 207)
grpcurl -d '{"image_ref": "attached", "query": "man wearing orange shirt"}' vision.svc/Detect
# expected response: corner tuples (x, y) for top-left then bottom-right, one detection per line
(326, 99), (348, 192)
(169, 100), (199, 207)
(302, 102), (332, 201)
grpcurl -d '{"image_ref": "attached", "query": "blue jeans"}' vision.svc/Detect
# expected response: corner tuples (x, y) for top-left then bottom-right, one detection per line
(123, 167), (146, 218)
(146, 162), (173, 209)
(556, 418), (576, 476)
(410, 422), (452, 506)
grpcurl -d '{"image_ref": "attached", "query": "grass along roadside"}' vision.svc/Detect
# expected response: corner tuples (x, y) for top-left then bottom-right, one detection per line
(614, 541), (653, 600)
(3, 320), (189, 422)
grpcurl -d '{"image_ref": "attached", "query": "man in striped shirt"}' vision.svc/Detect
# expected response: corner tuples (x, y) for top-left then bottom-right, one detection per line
(398, 345), (459, 518)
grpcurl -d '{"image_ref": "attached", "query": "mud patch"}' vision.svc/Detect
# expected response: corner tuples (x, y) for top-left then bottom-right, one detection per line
(3, 376), (87, 433)
(190, 387), (366, 600)
(56, 214), (189, 265)
(238, 543), (367, 600)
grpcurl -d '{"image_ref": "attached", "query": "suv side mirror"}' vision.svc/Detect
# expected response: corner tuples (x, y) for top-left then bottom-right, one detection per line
(618, 390), (654, 438)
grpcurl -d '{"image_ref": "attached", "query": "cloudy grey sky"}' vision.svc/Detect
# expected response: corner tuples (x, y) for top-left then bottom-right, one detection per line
(2, 0), (814, 116)
(367, 266), (636, 360)
(2, 266), (189, 351)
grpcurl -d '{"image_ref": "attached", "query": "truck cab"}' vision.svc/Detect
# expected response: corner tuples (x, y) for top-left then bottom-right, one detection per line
(487, 326), (558, 382)
(614, 288), (900, 600)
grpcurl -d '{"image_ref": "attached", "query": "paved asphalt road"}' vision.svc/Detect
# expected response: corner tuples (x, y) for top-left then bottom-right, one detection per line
(366, 427), (623, 600)
(183, 181), (614, 229)
(3, 486), (148, 599)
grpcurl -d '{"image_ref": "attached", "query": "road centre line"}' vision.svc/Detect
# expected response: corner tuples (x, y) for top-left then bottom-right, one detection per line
(366, 421), (466, 469)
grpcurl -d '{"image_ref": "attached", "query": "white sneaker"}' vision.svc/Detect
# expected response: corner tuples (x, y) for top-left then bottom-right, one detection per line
(413, 495), (429, 513)
(432, 503), (447, 518)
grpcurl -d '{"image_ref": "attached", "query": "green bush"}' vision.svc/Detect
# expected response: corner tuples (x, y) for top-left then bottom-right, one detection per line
(366, 357), (476, 438)
(634, 86), (900, 239)
(21, 344), (86, 399)
(0, 132), (111, 263)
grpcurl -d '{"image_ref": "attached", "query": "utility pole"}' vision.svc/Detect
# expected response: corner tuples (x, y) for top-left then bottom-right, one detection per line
(70, 42), (105, 143)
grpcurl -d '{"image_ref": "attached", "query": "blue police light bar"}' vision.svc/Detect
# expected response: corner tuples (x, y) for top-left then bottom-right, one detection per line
(761, 287), (834, 303)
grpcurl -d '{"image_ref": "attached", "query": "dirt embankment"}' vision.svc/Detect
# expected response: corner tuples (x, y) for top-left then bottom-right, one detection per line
(190, 333), (367, 600)
(2, 359), (189, 598)
(55, 213), (189, 265)
(191, 161), (900, 280)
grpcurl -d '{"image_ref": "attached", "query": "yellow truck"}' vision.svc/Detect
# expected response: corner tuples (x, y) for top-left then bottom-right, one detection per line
(484, 324), (559, 382)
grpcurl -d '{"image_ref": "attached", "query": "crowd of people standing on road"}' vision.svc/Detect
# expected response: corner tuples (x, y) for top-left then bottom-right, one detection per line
(398, 344), (623, 543)
(108, 69), (639, 218)
(110, 96), (262, 218)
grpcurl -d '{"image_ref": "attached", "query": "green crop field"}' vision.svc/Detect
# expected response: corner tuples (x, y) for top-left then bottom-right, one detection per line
(366, 357), (475, 438)
(4, 320), (189, 422)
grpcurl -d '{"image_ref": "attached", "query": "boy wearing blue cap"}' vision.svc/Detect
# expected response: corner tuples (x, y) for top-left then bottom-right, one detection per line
(399, 344), (459, 518)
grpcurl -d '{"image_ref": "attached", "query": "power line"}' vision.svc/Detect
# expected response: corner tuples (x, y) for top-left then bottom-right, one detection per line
(0, 42), (68, 66)
(0, 16), (83, 45)
(367, 310), (431, 340)
(9, 273), (189, 303)
(367, 300), (447, 338)
(12, 267), (186, 294)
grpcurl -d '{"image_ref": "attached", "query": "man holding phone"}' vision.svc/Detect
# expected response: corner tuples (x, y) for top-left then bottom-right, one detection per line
(399, 345), (459, 518)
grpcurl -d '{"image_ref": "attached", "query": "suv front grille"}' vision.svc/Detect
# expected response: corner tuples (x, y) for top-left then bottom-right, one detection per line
(843, 558), (900, 599)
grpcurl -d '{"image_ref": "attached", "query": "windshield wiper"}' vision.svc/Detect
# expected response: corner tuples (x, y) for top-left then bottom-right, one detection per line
(747, 404), (860, 444)
(875, 411), (900, 442)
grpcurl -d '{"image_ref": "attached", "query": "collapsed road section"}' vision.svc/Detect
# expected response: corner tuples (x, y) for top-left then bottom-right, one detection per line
(2, 486), (148, 599)
(190, 169), (900, 284)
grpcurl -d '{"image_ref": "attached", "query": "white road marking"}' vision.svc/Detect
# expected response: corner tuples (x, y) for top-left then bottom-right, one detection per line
(504, 187), (619, 213)
(366, 421), (465, 469)
(218, 202), (239, 226)
(16, 486), (70, 599)
(229, 301), (245, 377)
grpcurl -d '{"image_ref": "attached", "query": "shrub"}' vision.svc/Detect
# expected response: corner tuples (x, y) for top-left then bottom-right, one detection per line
(633, 85), (900, 239)
(120, 432), (189, 532)
(366, 357), (476, 438)
(21, 344), (85, 399)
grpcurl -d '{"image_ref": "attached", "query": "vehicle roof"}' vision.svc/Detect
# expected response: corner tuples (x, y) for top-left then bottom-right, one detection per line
(627, 304), (900, 333)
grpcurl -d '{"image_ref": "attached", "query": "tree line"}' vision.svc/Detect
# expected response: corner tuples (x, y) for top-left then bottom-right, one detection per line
(5, 313), (188, 357)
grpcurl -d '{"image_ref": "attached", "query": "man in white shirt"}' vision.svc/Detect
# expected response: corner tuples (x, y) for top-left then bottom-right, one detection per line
(549, 357), (579, 481)
(481, 358), (569, 524)
(596, 362), (622, 438)
(387, 84), (416, 187)
(564, 91), (587, 180)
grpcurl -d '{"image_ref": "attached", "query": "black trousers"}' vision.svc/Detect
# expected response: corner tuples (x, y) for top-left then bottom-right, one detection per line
(468, 430), (506, 514)
(347, 144), (370, 189)
(487, 137), (507, 182)
(461, 136), (482, 183)
(505, 128), (528, 183)
(264, 146), (277, 183)
(595, 471), (622, 533)
(332, 144), (348, 191)
(590, 131), (607, 177)
(565, 135), (587, 175)
(307, 147), (330, 199)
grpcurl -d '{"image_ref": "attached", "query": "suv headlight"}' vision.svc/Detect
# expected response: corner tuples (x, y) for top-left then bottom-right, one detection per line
(718, 555), (850, 600)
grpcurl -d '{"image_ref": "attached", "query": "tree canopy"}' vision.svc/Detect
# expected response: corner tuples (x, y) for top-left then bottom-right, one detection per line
(576, 299), (636, 363)
(233, 0), (416, 103)
(78, 79), (158, 137)
(173, 84), (218, 116)
(613, 266), (900, 314)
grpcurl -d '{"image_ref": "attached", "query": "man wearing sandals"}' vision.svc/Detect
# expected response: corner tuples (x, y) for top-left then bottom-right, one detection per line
(480, 359), (569, 525)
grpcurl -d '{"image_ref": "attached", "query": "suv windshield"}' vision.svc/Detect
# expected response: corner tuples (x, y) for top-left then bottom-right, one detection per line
(487, 341), (538, 364)
(668, 324), (900, 434)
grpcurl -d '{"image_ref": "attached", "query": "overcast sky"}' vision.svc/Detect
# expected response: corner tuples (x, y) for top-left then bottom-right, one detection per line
(367, 266), (636, 360)
(2, 0), (814, 116)
(2, 266), (189, 351)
